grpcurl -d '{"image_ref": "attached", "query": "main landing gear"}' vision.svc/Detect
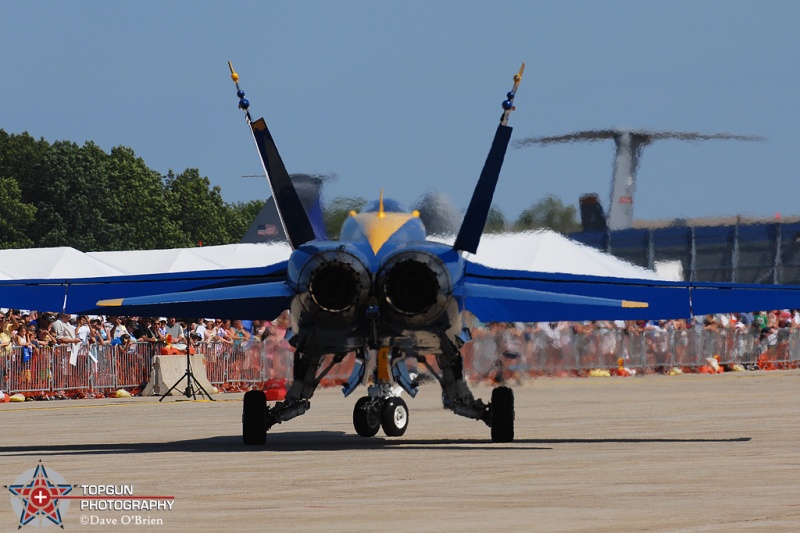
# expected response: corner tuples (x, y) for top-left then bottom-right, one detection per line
(241, 347), (515, 445)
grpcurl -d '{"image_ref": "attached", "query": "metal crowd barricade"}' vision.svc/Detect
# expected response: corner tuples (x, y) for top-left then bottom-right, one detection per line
(90, 344), (117, 390)
(5, 325), (800, 396)
(51, 345), (90, 391)
(195, 341), (227, 386)
(4, 346), (50, 394)
(116, 342), (152, 389)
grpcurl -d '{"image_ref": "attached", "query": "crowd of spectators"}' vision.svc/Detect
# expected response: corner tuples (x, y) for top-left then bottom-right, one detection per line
(3, 307), (799, 367)
(0, 308), (293, 359)
(469, 309), (800, 346)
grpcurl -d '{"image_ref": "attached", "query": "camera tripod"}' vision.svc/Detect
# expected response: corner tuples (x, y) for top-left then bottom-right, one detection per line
(159, 336), (215, 401)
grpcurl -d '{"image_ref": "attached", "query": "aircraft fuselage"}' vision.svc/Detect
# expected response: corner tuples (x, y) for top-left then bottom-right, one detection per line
(286, 198), (466, 357)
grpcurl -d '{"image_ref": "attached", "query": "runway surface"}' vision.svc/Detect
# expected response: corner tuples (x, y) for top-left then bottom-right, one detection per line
(2, 371), (800, 532)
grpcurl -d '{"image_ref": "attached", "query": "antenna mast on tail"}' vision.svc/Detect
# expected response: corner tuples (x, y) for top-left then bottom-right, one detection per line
(228, 61), (318, 249)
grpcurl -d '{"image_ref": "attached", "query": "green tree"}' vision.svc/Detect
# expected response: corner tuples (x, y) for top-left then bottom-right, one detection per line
(104, 146), (181, 250)
(323, 196), (367, 239)
(21, 139), (121, 250)
(484, 204), (507, 234)
(514, 195), (580, 234)
(0, 131), (50, 245)
(164, 168), (231, 247)
(0, 177), (36, 248)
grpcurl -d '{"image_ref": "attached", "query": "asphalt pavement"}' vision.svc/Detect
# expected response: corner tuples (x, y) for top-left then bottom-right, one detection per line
(2, 370), (799, 532)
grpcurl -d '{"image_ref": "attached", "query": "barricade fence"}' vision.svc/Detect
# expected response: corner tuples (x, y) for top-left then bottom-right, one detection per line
(2, 328), (799, 396)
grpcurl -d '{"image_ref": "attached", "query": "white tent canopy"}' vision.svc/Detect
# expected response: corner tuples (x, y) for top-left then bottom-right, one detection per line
(0, 232), (668, 281)
(87, 243), (292, 275)
(437, 230), (665, 280)
(455, 231), (668, 280)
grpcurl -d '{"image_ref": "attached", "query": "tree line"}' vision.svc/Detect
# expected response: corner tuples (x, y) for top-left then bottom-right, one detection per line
(0, 130), (262, 250)
(324, 192), (580, 239)
(0, 130), (580, 250)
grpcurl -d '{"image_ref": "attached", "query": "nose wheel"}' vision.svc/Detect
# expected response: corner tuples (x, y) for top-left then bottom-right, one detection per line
(381, 397), (409, 436)
(352, 396), (409, 437)
(353, 396), (381, 437)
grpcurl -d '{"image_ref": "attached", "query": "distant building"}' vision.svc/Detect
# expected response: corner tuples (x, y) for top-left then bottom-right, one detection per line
(570, 216), (800, 285)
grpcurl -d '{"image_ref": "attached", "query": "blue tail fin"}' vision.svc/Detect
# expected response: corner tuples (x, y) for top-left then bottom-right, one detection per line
(453, 63), (524, 254)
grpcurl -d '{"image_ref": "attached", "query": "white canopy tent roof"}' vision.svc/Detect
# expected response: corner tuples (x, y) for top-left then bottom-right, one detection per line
(0, 231), (668, 281)
(455, 231), (667, 280)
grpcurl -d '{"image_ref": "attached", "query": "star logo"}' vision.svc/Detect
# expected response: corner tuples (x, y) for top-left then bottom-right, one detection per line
(6, 462), (75, 529)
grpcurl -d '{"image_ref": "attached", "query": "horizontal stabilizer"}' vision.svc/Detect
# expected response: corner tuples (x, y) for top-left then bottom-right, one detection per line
(97, 281), (293, 320)
(464, 261), (691, 322)
(464, 261), (800, 322)
(456, 282), (647, 323)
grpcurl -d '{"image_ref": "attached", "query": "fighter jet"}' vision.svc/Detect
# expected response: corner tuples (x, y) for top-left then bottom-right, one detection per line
(3, 63), (800, 445)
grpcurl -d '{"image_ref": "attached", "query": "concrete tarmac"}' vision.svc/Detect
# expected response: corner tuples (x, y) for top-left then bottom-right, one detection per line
(2, 370), (800, 532)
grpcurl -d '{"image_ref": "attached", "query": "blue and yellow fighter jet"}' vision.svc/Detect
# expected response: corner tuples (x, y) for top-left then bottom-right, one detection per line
(3, 63), (800, 444)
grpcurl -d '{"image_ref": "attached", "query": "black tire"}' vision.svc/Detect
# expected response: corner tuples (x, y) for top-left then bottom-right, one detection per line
(490, 386), (514, 443)
(353, 396), (381, 437)
(381, 397), (409, 437)
(242, 390), (267, 445)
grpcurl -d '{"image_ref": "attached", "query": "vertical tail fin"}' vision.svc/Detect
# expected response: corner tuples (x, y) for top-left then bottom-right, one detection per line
(453, 63), (524, 254)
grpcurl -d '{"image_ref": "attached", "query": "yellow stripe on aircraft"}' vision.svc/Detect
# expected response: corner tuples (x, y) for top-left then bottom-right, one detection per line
(354, 212), (420, 254)
(621, 300), (649, 308)
(96, 298), (124, 307)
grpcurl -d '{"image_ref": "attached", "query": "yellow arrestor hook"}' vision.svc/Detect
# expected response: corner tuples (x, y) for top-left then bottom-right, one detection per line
(228, 60), (239, 83)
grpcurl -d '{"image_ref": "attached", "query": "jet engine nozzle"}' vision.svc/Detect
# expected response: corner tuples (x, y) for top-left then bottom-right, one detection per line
(296, 248), (371, 326)
(309, 261), (363, 312)
(378, 251), (452, 326)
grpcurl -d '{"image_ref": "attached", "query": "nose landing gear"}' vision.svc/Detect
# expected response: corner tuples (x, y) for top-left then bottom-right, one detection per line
(352, 391), (409, 438)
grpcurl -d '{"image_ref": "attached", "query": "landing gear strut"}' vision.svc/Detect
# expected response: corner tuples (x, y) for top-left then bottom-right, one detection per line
(421, 345), (515, 443)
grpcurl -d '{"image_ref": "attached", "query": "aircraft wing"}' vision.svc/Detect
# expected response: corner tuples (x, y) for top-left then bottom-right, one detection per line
(0, 261), (289, 319)
(462, 261), (800, 323)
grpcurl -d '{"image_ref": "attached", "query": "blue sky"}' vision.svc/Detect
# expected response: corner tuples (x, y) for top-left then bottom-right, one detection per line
(2, 1), (798, 223)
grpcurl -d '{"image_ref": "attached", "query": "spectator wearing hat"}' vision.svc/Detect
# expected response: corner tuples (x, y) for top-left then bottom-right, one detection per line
(156, 318), (168, 342)
(2, 310), (21, 338)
